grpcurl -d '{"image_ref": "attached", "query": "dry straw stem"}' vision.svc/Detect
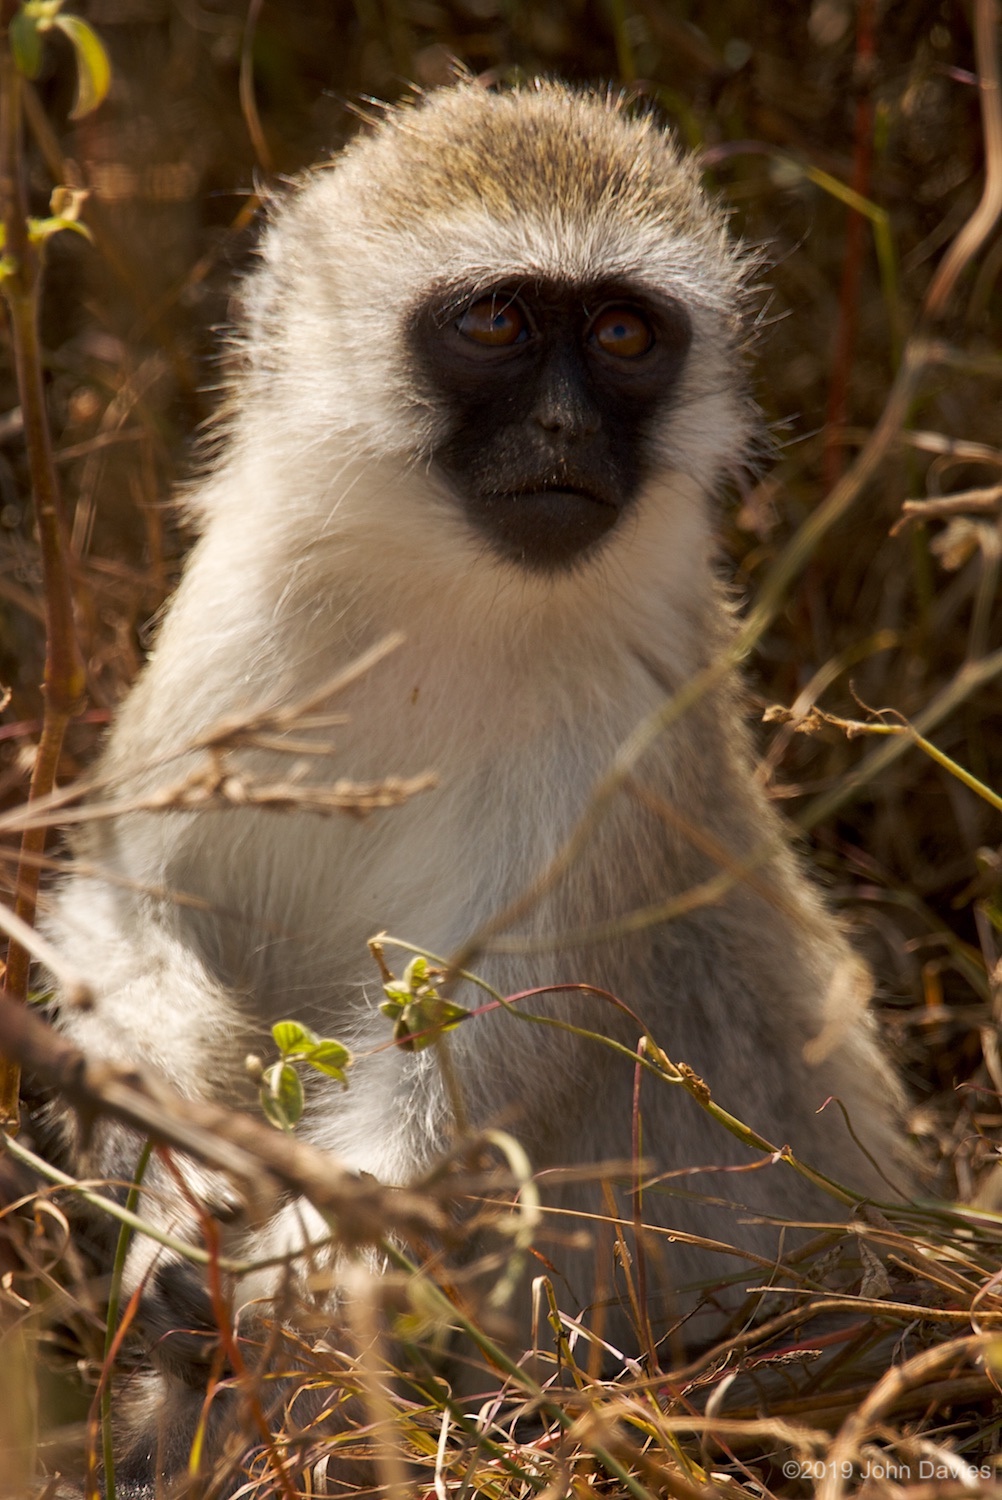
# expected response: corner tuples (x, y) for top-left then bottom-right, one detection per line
(0, 2), (87, 1130)
(73, 759), (438, 821)
(342, 1264), (413, 1500)
(239, 0), (273, 175)
(0, 896), (91, 1006)
(0, 632), (437, 838)
(463, 569), (1002, 961)
(451, 334), (1002, 967)
(892, 483), (1002, 533)
(5, 1133), (261, 1272)
(798, 641), (1002, 832)
(818, 1335), (1002, 1500)
(7, 1128), (381, 1279)
(765, 703), (1002, 815)
(376, 936), (865, 1210)
(924, 0), (1002, 317)
(379, 1241), (663, 1500)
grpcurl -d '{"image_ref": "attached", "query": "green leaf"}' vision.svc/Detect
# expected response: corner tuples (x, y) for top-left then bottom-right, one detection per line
(982, 896), (1002, 935)
(27, 214), (93, 246)
(426, 997), (468, 1033)
(378, 951), (466, 1050)
(303, 1039), (351, 1082)
(272, 1019), (317, 1056)
(402, 955), (432, 988)
(52, 14), (111, 120)
(260, 1060), (303, 1131)
(380, 994), (468, 1052)
(10, 10), (43, 79)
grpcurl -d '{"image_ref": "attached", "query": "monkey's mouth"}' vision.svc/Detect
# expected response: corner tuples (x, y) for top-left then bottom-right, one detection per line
(471, 484), (621, 571)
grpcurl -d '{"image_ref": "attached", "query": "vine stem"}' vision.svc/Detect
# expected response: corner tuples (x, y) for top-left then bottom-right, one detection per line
(0, 15), (86, 1131)
(98, 1139), (152, 1500)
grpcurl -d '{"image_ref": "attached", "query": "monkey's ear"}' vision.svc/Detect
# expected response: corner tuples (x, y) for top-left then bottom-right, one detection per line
(415, 52), (475, 91)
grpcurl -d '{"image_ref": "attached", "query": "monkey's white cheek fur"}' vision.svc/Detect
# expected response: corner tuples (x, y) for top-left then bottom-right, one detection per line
(44, 79), (913, 1497)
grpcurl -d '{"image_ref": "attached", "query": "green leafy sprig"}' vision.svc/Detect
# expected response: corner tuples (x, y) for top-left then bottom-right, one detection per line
(379, 954), (468, 1052)
(9, 0), (110, 118)
(253, 1021), (351, 1132)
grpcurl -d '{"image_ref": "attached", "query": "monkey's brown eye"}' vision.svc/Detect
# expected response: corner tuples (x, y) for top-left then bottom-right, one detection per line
(457, 297), (528, 347)
(590, 306), (654, 359)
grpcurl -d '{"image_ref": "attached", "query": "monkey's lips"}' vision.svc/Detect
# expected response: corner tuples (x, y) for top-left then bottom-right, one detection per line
(472, 484), (621, 570)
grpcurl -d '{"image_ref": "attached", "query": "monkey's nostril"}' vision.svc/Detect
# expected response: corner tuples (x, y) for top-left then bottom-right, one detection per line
(534, 408), (600, 439)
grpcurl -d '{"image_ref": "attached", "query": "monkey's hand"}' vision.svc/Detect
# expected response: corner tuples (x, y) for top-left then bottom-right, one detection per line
(114, 1153), (251, 1382)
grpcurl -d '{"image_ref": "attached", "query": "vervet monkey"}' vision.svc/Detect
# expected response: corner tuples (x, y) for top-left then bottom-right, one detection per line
(45, 81), (912, 1492)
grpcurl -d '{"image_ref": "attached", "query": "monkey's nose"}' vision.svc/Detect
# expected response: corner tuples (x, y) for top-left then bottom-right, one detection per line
(533, 402), (601, 438)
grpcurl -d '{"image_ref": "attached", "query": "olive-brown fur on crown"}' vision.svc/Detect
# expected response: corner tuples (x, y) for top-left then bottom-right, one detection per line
(320, 81), (734, 270)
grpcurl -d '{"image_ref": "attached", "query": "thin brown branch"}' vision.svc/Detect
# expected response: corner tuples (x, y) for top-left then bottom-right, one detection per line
(0, 995), (450, 1247)
(891, 483), (1002, 534)
(0, 22), (87, 1130)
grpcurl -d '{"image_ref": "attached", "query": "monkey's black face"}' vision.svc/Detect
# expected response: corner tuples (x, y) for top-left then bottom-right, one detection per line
(408, 279), (692, 571)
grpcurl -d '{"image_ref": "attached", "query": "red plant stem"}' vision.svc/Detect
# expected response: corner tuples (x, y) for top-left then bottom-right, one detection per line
(0, 22), (87, 1130)
(188, 1170), (300, 1500)
(823, 0), (877, 491)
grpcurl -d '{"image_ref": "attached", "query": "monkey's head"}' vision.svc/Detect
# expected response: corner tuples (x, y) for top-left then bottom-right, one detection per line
(228, 83), (758, 587)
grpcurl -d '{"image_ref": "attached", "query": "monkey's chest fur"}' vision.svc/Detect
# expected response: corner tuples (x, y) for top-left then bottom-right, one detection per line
(58, 590), (889, 1237)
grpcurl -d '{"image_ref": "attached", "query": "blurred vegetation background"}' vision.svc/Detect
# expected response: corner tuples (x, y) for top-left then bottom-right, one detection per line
(0, 0), (1000, 1201)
